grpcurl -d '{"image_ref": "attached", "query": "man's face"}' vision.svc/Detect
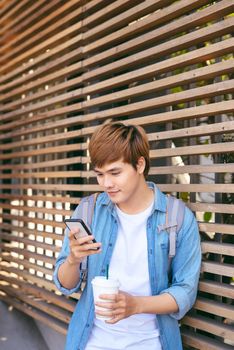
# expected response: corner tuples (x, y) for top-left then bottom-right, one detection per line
(94, 159), (144, 208)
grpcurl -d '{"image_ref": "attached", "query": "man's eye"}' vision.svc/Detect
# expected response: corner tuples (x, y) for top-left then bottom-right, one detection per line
(111, 172), (120, 176)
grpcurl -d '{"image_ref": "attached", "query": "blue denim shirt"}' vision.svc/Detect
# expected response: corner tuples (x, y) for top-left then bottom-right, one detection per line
(54, 182), (201, 350)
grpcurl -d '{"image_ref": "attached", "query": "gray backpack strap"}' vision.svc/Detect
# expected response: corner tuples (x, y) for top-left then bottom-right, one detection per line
(167, 196), (185, 272)
(157, 195), (185, 274)
(80, 193), (98, 281)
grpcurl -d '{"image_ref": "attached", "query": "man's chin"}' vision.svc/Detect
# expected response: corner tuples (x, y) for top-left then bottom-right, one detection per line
(107, 191), (121, 202)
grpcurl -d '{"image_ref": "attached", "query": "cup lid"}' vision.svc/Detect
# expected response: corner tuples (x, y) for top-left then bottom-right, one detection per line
(91, 276), (119, 288)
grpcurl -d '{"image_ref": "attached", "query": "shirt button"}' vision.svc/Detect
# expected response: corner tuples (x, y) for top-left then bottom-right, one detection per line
(86, 324), (90, 328)
(101, 268), (105, 273)
(109, 243), (112, 247)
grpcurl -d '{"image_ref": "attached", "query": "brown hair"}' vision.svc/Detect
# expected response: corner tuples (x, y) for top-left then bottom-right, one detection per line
(89, 122), (150, 177)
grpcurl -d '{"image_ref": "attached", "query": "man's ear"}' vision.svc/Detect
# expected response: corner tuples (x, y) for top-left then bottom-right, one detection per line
(137, 157), (146, 174)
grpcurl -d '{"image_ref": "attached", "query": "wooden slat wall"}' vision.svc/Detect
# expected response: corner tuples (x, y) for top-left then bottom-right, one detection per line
(0, 0), (233, 348)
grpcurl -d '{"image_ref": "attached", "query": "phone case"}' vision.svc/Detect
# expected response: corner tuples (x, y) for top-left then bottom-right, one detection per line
(64, 219), (97, 244)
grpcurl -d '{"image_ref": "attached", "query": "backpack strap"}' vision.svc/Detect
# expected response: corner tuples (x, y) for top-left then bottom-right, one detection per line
(158, 195), (185, 273)
(79, 193), (99, 282)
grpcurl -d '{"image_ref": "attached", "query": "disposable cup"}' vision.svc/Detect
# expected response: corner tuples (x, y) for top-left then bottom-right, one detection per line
(91, 276), (119, 321)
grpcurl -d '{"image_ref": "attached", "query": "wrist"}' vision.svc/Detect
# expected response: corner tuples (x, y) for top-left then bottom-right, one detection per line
(66, 255), (81, 266)
(133, 296), (142, 314)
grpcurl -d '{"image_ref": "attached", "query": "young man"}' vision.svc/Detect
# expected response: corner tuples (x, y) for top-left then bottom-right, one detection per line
(54, 122), (201, 350)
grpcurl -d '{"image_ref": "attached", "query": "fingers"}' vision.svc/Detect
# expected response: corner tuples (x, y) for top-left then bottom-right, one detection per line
(68, 230), (101, 264)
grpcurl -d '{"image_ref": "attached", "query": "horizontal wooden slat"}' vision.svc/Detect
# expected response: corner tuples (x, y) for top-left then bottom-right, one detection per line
(0, 100), (232, 154)
(1, 51), (233, 125)
(201, 261), (234, 278)
(0, 264), (80, 299)
(0, 212), (64, 229)
(182, 315), (234, 341)
(182, 330), (234, 350)
(0, 273), (75, 312)
(0, 193), (80, 204)
(201, 242), (234, 256)
(0, 233), (60, 253)
(1, 55), (234, 117)
(199, 280), (234, 299)
(198, 223), (234, 235)
(194, 297), (234, 319)
(1, 223), (64, 241)
(1, 0), (231, 101)
(0, 164), (233, 180)
(188, 203), (234, 214)
(0, 182), (233, 193)
(0, 0), (212, 82)
(1, 255), (54, 278)
(0, 246), (55, 265)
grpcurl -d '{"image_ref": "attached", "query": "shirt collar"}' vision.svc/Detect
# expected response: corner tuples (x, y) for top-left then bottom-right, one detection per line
(99, 181), (167, 213)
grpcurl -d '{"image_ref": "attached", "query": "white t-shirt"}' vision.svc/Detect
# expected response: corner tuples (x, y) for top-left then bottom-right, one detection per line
(85, 201), (162, 350)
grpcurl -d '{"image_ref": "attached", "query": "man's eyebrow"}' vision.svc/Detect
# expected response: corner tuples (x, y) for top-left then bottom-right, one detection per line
(94, 167), (122, 173)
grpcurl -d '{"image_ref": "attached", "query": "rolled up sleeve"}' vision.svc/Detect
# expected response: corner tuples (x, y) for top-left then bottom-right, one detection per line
(53, 204), (85, 295)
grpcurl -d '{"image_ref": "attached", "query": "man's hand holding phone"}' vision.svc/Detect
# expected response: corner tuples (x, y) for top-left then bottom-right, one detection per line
(65, 219), (102, 265)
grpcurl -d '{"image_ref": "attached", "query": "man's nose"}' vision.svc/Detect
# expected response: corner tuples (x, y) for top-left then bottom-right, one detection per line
(103, 175), (113, 188)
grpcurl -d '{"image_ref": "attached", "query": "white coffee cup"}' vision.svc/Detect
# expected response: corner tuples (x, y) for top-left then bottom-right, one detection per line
(91, 276), (120, 321)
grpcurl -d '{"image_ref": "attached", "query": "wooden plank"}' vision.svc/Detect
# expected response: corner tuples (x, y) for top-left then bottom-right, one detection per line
(2, 57), (233, 121)
(0, 246), (55, 265)
(199, 280), (234, 299)
(0, 202), (72, 216)
(0, 233), (60, 253)
(1, 0), (231, 101)
(194, 298), (234, 320)
(0, 0), (210, 81)
(0, 99), (232, 151)
(182, 330), (234, 350)
(2, 255), (54, 277)
(0, 0), (31, 27)
(0, 264), (56, 291)
(0, 182), (233, 193)
(0, 156), (85, 171)
(0, 0), (21, 18)
(150, 164), (234, 175)
(150, 141), (234, 158)
(158, 184), (234, 194)
(0, 273), (76, 312)
(198, 223), (234, 235)
(148, 120), (234, 142)
(0, 264), (81, 300)
(85, 0), (233, 68)
(0, 0), (108, 75)
(189, 202), (234, 214)
(0, 165), (232, 179)
(182, 315), (234, 341)
(0, 212), (65, 229)
(85, 0), (228, 53)
(201, 242), (234, 256)
(1, 223), (64, 241)
(0, 193), (81, 205)
(0, 0), (49, 39)
(201, 261), (234, 278)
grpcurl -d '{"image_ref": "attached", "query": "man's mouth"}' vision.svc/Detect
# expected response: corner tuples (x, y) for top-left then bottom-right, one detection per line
(107, 190), (120, 195)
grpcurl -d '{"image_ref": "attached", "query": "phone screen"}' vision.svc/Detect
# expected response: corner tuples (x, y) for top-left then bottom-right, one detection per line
(64, 219), (97, 244)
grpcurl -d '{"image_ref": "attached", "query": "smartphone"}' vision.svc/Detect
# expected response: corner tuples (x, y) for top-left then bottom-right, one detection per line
(64, 218), (98, 247)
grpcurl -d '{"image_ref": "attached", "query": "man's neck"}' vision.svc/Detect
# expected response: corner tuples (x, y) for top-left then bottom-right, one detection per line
(117, 181), (154, 215)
